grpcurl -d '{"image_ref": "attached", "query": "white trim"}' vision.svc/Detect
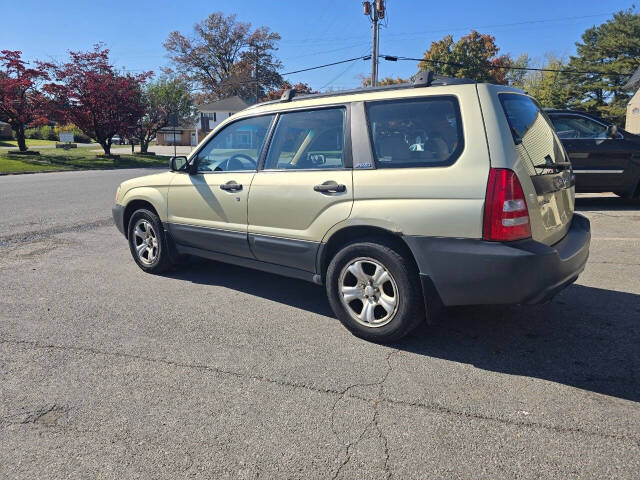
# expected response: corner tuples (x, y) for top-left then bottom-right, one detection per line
(572, 169), (624, 174)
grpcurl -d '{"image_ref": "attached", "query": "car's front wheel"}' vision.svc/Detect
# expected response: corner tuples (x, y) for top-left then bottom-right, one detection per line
(326, 240), (424, 342)
(127, 209), (173, 274)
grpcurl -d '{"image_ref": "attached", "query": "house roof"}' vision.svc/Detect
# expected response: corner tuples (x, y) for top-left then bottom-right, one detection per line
(198, 96), (248, 112)
(624, 66), (640, 91)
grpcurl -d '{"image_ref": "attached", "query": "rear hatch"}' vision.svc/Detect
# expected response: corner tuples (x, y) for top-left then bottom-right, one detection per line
(499, 93), (574, 246)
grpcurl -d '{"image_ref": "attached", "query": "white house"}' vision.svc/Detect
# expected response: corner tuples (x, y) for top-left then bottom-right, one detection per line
(625, 66), (640, 134)
(157, 96), (249, 146)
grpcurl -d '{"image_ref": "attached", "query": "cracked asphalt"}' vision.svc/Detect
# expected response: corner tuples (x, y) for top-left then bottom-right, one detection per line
(1, 169), (639, 479)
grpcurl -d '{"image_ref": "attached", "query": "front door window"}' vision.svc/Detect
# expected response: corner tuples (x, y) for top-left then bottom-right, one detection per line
(196, 115), (275, 172)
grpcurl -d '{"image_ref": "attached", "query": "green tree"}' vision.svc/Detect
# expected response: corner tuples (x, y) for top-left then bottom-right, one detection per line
(521, 55), (573, 109)
(567, 9), (640, 124)
(419, 31), (513, 84)
(505, 53), (531, 88)
(133, 76), (193, 154)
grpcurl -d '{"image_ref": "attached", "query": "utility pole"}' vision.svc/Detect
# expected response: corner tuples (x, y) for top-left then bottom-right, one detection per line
(254, 45), (260, 104)
(363, 1), (385, 87)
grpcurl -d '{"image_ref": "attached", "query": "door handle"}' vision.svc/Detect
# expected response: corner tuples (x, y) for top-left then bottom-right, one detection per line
(314, 181), (346, 193)
(220, 181), (242, 191)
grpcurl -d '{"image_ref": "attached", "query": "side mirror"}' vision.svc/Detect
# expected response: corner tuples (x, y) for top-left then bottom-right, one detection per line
(169, 155), (188, 171)
(606, 124), (619, 139)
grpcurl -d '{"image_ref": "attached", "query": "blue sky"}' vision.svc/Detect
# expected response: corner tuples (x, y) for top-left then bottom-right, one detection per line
(1, 1), (636, 91)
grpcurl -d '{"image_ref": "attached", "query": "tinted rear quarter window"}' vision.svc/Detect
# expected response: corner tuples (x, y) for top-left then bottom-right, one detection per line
(365, 96), (464, 168)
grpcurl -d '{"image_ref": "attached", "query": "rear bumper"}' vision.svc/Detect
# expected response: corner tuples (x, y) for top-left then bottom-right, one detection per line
(112, 204), (126, 237)
(404, 214), (591, 306)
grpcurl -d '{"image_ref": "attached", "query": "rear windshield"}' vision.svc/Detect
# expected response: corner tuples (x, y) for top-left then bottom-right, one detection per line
(365, 96), (464, 168)
(499, 93), (567, 173)
(500, 93), (553, 143)
(500, 93), (545, 141)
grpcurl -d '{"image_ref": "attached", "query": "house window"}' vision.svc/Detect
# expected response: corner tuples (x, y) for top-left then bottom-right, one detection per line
(164, 132), (181, 144)
(200, 112), (217, 130)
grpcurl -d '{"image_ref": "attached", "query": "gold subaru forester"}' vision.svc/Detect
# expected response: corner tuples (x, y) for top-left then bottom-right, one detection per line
(113, 73), (590, 342)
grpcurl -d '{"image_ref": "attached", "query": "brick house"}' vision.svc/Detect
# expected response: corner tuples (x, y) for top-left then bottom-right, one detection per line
(0, 121), (12, 139)
(157, 96), (249, 146)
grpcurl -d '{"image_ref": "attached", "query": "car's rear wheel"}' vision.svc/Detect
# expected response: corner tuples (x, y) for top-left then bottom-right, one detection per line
(128, 209), (173, 274)
(326, 240), (424, 342)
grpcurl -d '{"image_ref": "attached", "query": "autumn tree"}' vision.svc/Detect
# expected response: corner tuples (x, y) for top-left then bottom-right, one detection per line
(47, 46), (151, 156)
(419, 31), (513, 84)
(567, 9), (640, 124)
(133, 77), (193, 153)
(519, 55), (573, 109)
(360, 76), (409, 87)
(164, 12), (283, 103)
(261, 81), (315, 102)
(0, 50), (50, 152)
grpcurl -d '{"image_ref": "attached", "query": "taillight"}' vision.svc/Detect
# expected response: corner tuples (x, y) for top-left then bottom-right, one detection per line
(483, 168), (531, 242)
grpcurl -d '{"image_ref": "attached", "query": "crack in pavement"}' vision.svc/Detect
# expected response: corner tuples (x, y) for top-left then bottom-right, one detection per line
(2, 337), (638, 447)
(0, 218), (113, 248)
(330, 349), (398, 479)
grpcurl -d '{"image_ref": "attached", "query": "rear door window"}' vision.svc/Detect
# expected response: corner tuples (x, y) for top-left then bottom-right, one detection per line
(263, 108), (345, 170)
(365, 96), (464, 168)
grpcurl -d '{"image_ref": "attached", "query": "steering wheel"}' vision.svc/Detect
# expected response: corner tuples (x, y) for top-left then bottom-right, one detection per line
(226, 154), (257, 171)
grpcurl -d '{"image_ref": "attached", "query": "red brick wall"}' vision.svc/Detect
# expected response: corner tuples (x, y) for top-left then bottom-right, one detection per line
(157, 130), (192, 146)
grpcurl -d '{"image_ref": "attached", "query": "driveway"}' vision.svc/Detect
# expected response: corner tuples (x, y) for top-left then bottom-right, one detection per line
(1, 172), (639, 479)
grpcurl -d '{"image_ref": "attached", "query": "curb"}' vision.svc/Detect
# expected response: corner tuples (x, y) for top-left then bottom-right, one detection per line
(0, 166), (167, 176)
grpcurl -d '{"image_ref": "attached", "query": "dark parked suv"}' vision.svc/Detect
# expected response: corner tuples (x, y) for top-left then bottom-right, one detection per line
(546, 109), (640, 198)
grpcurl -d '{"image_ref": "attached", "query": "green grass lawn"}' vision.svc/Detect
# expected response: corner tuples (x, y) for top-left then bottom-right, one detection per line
(0, 139), (60, 148)
(0, 148), (169, 174)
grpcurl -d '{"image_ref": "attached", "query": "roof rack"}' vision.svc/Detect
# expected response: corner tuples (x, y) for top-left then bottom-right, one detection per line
(413, 70), (434, 87)
(246, 73), (475, 109)
(280, 88), (296, 102)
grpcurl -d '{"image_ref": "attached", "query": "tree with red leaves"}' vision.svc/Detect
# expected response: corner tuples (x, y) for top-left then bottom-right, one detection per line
(0, 50), (50, 152)
(47, 45), (151, 156)
(261, 82), (315, 102)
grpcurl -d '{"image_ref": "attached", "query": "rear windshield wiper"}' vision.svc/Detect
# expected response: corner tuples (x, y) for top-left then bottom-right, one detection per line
(534, 161), (572, 171)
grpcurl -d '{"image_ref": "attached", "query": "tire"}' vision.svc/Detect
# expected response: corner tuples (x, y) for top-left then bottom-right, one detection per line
(127, 209), (174, 274)
(326, 239), (425, 342)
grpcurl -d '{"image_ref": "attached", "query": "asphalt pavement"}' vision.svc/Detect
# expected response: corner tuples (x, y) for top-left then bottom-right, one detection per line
(1, 169), (639, 479)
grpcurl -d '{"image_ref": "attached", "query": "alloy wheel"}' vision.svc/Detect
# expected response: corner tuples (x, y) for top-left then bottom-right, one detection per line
(338, 257), (399, 328)
(132, 219), (159, 266)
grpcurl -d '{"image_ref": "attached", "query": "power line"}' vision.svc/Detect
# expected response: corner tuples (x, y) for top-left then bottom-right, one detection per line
(272, 11), (617, 46)
(381, 12), (617, 40)
(189, 55), (370, 92)
(319, 45), (372, 91)
(386, 55), (633, 77)
(281, 55), (370, 76)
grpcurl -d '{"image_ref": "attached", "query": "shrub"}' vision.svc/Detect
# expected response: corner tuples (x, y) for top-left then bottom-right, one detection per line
(75, 132), (91, 143)
(25, 127), (42, 139)
(54, 123), (93, 143)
